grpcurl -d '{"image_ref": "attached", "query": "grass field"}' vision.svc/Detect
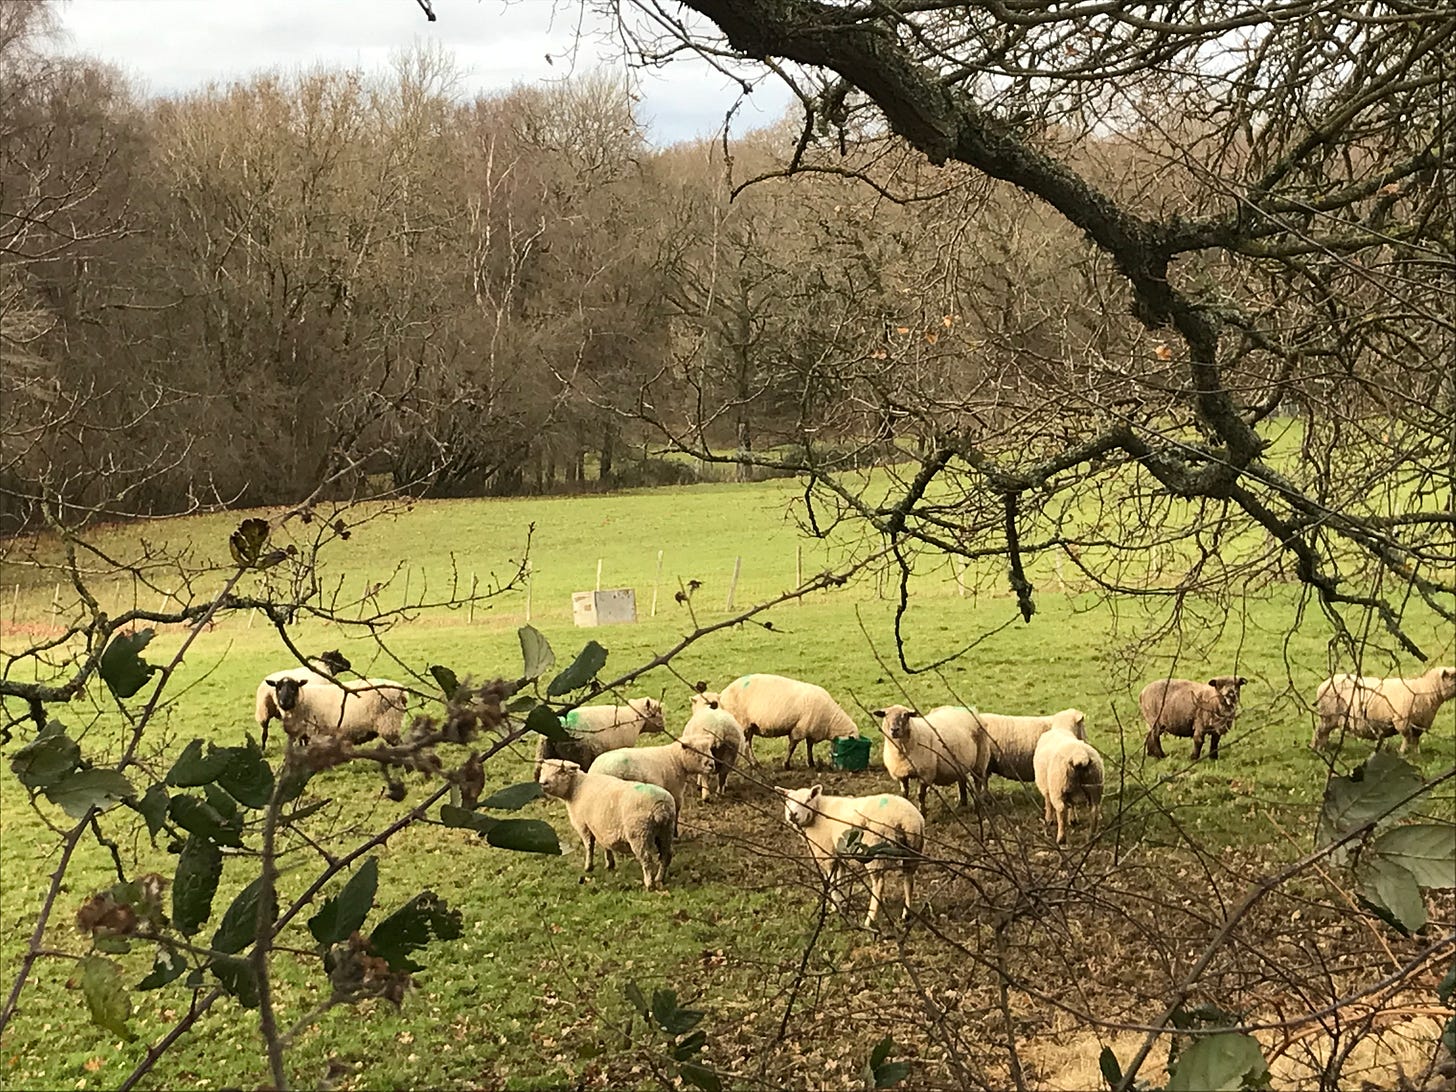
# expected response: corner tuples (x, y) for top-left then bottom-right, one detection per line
(1, 478), (1453, 1090)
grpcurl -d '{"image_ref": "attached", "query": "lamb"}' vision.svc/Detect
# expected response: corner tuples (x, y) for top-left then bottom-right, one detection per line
(777, 785), (925, 928)
(680, 695), (747, 801)
(536, 759), (676, 891)
(532, 698), (666, 776)
(872, 705), (989, 812)
(977, 708), (1088, 782)
(589, 740), (713, 833)
(1312, 666), (1456, 754)
(254, 650), (352, 746)
(1140, 676), (1247, 760)
(1033, 726), (1105, 845)
(702, 674), (859, 769)
(264, 672), (408, 747)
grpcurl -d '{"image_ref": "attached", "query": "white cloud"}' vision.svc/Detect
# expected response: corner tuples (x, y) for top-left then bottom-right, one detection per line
(56, 0), (793, 143)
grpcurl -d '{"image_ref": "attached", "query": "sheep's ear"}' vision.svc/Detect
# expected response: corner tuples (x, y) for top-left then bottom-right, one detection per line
(870, 709), (885, 719)
(807, 784), (823, 802)
(1207, 678), (1220, 688)
(1236, 676), (1248, 687)
(266, 678), (279, 689)
(771, 785), (788, 797)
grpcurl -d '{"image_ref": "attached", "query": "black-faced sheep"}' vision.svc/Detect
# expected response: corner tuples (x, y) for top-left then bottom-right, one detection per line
(1140, 676), (1246, 760)
(264, 672), (408, 747)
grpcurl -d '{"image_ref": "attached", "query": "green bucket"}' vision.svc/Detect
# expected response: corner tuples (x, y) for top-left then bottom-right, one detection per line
(830, 736), (871, 772)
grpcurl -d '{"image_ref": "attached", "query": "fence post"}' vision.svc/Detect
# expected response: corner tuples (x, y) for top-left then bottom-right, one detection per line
(596, 558), (603, 592)
(725, 557), (741, 610)
(650, 550), (664, 617)
(525, 562), (533, 623)
(795, 545), (803, 605)
(468, 572), (478, 624)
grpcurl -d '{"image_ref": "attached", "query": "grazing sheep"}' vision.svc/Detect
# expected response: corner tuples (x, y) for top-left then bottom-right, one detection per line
(254, 651), (352, 746)
(778, 785), (925, 928)
(704, 674), (858, 769)
(872, 705), (989, 812)
(1140, 676), (1247, 760)
(977, 709), (1088, 782)
(1033, 727), (1105, 845)
(1312, 666), (1456, 754)
(265, 672), (408, 747)
(536, 759), (675, 891)
(681, 695), (747, 801)
(532, 698), (666, 776)
(589, 740), (713, 833)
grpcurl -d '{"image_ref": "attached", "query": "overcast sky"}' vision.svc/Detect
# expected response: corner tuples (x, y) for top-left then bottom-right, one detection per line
(56, 0), (793, 145)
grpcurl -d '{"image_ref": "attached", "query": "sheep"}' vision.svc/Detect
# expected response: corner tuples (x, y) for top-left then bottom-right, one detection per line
(703, 673), (859, 769)
(254, 651), (352, 746)
(872, 704), (989, 813)
(977, 708), (1088, 783)
(1140, 676), (1247, 760)
(777, 785), (925, 928)
(531, 698), (666, 776)
(588, 740), (713, 834)
(1312, 666), (1456, 754)
(264, 672), (408, 747)
(1033, 726), (1105, 845)
(681, 695), (747, 801)
(536, 758), (676, 891)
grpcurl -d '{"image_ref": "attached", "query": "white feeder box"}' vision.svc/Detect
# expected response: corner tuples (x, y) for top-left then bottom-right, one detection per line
(572, 588), (637, 627)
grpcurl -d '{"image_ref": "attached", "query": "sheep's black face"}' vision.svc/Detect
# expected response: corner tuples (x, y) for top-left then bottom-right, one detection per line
(268, 676), (306, 711)
(886, 711), (914, 739)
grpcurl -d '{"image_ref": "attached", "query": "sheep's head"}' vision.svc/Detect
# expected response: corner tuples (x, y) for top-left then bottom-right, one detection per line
(632, 697), (667, 733)
(1053, 708), (1087, 738)
(779, 785), (823, 828)
(536, 759), (581, 798)
(873, 705), (918, 741)
(1208, 676), (1247, 710)
(1434, 666), (1456, 699)
(681, 742), (716, 776)
(266, 675), (307, 711)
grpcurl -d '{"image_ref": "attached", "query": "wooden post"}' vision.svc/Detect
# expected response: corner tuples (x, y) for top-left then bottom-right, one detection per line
(246, 608), (256, 630)
(468, 572), (478, 624)
(650, 550), (663, 617)
(955, 559), (967, 598)
(51, 583), (61, 618)
(132, 572), (138, 615)
(402, 567), (411, 609)
(795, 544), (803, 601)
(525, 562), (533, 622)
(725, 557), (741, 610)
(596, 558), (603, 591)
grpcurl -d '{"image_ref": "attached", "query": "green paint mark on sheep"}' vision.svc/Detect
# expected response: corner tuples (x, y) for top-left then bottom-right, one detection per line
(564, 710), (580, 730)
(878, 796), (890, 807)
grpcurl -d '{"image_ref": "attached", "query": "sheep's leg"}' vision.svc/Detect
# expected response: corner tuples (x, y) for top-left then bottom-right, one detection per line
(640, 855), (656, 891)
(917, 782), (928, 814)
(698, 773), (711, 803)
(783, 736), (799, 770)
(1312, 718), (1333, 750)
(1208, 731), (1221, 760)
(823, 859), (846, 913)
(604, 848), (617, 871)
(805, 739), (817, 769)
(1055, 804), (1068, 845)
(1043, 795), (1054, 826)
(865, 867), (884, 929)
(581, 831), (596, 872)
(1190, 725), (1205, 761)
(900, 866), (915, 921)
(899, 777), (911, 798)
(957, 779), (969, 808)
(1395, 718), (1418, 755)
(1145, 724), (1165, 758)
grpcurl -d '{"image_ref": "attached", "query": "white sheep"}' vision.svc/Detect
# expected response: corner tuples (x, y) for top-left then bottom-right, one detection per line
(589, 740), (713, 834)
(681, 695), (747, 801)
(536, 758), (676, 890)
(704, 674), (859, 769)
(532, 698), (666, 776)
(1313, 666), (1456, 754)
(1032, 726), (1105, 845)
(1140, 675), (1247, 760)
(977, 708), (1087, 783)
(264, 672), (408, 747)
(254, 652), (351, 746)
(778, 785), (925, 927)
(872, 704), (989, 812)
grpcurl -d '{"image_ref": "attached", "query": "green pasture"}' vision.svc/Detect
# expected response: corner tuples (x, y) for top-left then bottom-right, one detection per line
(1, 476), (1453, 1089)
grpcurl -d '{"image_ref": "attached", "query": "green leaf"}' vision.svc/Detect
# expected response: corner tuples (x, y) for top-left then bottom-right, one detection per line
(1319, 752), (1424, 845)
(869, 1036), (894, 1070)
(45, 768), (134, 819)
(168, 794), (243, 847)
(525, 703), (570, 742)
(546, 641), (608, 697)
(672, 1029), (707, 1060)
(368, 891), (463, 973)
(430, 664), (462, 699)
(215, 742), (273, 810)
(275, 761), (312, 805)
(308, 858), (379, 948)
(650, 988), (703, 1036)
(132, 783), (171, 837)
(137, 949), (186, 990)
(212, 878), (267, 955)
(439, 804), (497, 836)
(1369, 823), (1456, 889)
(1166, 1032), (1269, 1092)
(94, 934), (132, 954)
(485, 818), (561, 855)
(1359, 856), (1427, 933)
(172, 835), (222, 936)
(10, 722), (81, 788)
(228, 517), (271, 568)
(80, 955), (135, 1042)
(99, 629), (158, 699)
(1099, 1045), (1124, 1090)
(480, 781), (543, 810)
(166, 739), (228, 787)
(518, 625), (556, 681)
(874, 1061), (911, 1088)
(211, 955), (260, 1009)
(679, 1062), (722, 1092)
(624, 980), (649, 1018)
